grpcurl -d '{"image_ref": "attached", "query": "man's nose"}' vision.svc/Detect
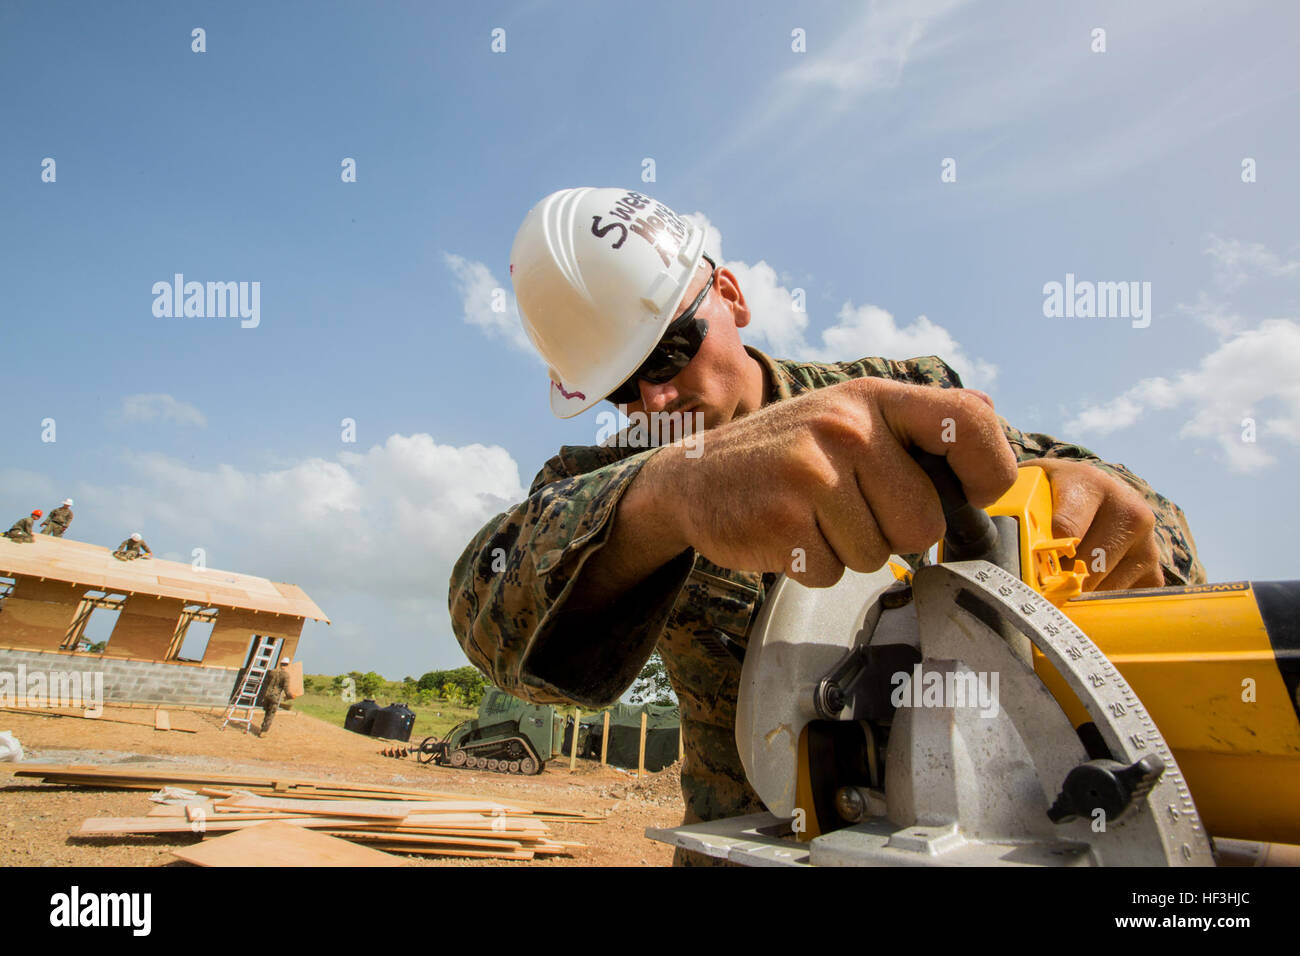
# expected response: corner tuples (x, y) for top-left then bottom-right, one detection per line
(638, 378), (679, 412)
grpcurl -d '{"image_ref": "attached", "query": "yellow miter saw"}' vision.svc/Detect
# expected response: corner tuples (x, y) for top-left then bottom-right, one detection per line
(648, 454), (1300, 866)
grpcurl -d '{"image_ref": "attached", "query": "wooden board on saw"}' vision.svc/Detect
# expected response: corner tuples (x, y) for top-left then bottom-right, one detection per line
(172, 822), (406, 867)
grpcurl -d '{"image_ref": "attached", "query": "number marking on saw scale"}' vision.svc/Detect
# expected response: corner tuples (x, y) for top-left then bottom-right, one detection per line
(962, 562), (1209, 863)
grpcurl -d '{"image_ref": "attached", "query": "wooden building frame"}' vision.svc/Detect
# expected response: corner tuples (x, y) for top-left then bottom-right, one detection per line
(0, 534), (327, 681)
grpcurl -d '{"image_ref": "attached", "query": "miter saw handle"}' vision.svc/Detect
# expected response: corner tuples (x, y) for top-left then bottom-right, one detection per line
(909, 449), (1001, 562)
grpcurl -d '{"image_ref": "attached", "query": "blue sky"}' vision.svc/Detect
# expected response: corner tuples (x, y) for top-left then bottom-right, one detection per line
(2, 1), (1298, 678)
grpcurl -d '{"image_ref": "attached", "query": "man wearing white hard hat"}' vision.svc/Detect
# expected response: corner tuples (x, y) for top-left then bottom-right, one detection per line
(450, 187), (1204, 864)
(40, 498), (74, 537)
(113, 532), (152, 561)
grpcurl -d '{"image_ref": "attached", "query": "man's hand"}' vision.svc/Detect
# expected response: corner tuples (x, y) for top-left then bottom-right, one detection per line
(1026, 458), (1164, 592)
(647, 377), (1019, 587)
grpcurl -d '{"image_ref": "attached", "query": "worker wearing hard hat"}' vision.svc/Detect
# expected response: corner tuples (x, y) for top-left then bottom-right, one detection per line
(4, 510), (42, 543)
(257, 659), (292, 737)
(40, 499), (74, 537)
(449, 187), (1206, 864)
(113, 533), (153, 561)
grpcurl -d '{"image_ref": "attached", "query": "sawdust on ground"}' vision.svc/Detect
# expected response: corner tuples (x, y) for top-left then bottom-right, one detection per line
(0, 704), (685, 867)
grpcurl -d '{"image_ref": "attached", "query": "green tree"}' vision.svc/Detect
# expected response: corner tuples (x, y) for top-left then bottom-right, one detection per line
(417, 667), (487, 705)
(346, 671), (384, 697)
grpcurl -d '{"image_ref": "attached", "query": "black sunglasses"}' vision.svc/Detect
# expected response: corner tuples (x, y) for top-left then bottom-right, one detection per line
(607, 254), (716, 406)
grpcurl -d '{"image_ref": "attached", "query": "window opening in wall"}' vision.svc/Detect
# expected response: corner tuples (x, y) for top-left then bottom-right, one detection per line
(63, 590), (128, 653)
(168, 605), (219, 662)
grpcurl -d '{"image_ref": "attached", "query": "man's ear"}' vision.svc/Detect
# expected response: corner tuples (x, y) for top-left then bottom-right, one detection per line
(715, 267), (751, 329)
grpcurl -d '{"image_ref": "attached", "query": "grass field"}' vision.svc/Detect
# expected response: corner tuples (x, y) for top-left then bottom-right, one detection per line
(290, 692), (479, 742)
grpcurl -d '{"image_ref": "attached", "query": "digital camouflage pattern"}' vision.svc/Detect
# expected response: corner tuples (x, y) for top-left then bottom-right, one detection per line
(448, 347), (1206, 865)
(113, 537), (151, 560)
(41, 505), (73, 536)
(5, 516), (35, 543)
(259, 667), (289, 736)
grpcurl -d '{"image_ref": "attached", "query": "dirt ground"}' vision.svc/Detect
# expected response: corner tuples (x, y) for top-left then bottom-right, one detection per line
(0, 705), (685, 867)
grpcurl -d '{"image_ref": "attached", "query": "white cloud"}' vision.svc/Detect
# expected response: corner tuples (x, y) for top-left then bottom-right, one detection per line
(105, 434), (526, 601)
(443, 252), (534, 354)
(1175, 292), (1248, 337)
(705, 0), (970, 166)
(1204, 235), (1300, 290)
(119, 394), (206, 427)
(1065, 320), (1300, 473)
(812, 303), (998, 387)
(689, 211), (998, 388)
(779, 0), (968, 101)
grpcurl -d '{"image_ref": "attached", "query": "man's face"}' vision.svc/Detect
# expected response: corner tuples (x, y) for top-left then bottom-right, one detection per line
(616, 262), (759, 430)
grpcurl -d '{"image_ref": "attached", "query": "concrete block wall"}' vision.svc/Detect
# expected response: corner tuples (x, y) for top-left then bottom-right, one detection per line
(0, 647), (239, 706)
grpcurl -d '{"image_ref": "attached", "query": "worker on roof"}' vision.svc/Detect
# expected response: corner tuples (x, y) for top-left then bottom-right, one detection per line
(258, 658), (291, 737)
(448, 187), (1206, 866)
(4, 510), (41, 543)
(113, 532), (152, 561)
(40, 499), (74, 537)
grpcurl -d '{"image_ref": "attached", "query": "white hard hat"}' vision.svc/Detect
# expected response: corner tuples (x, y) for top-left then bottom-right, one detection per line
(131, 533), (142, 541)
(63, 499), (73, 506)
(510, 187), (707, 418)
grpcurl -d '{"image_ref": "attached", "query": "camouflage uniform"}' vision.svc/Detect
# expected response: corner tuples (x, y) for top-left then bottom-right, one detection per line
(113, 537), (151, 560)
(5, 516), (36, 543)
(448, 348), (1205, 865)
(259, 667), (289, 736)
(40, 505), (73, 537)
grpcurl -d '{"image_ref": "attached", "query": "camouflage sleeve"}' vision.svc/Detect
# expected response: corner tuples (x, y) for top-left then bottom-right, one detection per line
(449, 449), (697, 709)
(999, 420), (1206, 585)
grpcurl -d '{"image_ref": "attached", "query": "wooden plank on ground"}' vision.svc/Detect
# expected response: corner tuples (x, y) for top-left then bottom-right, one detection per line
(78, 816), (375, 836)
(326, 831), (526, 850)
(212, 795), (416, 819)
(172, 822), (406, 867)
(17, 765), (599, 816)
(217, 792), (523, 817)
(154, 710), (170, 731)
(79, 814), (549, 837)
(356, 843), (535, 861)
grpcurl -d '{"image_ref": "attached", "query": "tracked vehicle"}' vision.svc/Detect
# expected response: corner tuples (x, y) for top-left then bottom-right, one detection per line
(415, 687), (561, 775)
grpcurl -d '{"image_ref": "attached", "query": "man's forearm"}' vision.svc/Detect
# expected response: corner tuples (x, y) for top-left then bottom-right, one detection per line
(564, 447), (692, 612)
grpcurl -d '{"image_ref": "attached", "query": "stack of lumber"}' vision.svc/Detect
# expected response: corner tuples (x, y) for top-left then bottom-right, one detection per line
(17, 765), (601, 863)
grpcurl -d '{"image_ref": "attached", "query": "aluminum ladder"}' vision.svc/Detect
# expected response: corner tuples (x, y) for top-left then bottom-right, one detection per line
(221, 636), (281, 733)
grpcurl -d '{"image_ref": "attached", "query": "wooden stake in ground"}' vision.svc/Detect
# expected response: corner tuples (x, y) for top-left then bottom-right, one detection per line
(600, 711), (610, 767)
(569, 707), (580, 773)
(638, 711), (648, 779)
(678, 722), (684, 762)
